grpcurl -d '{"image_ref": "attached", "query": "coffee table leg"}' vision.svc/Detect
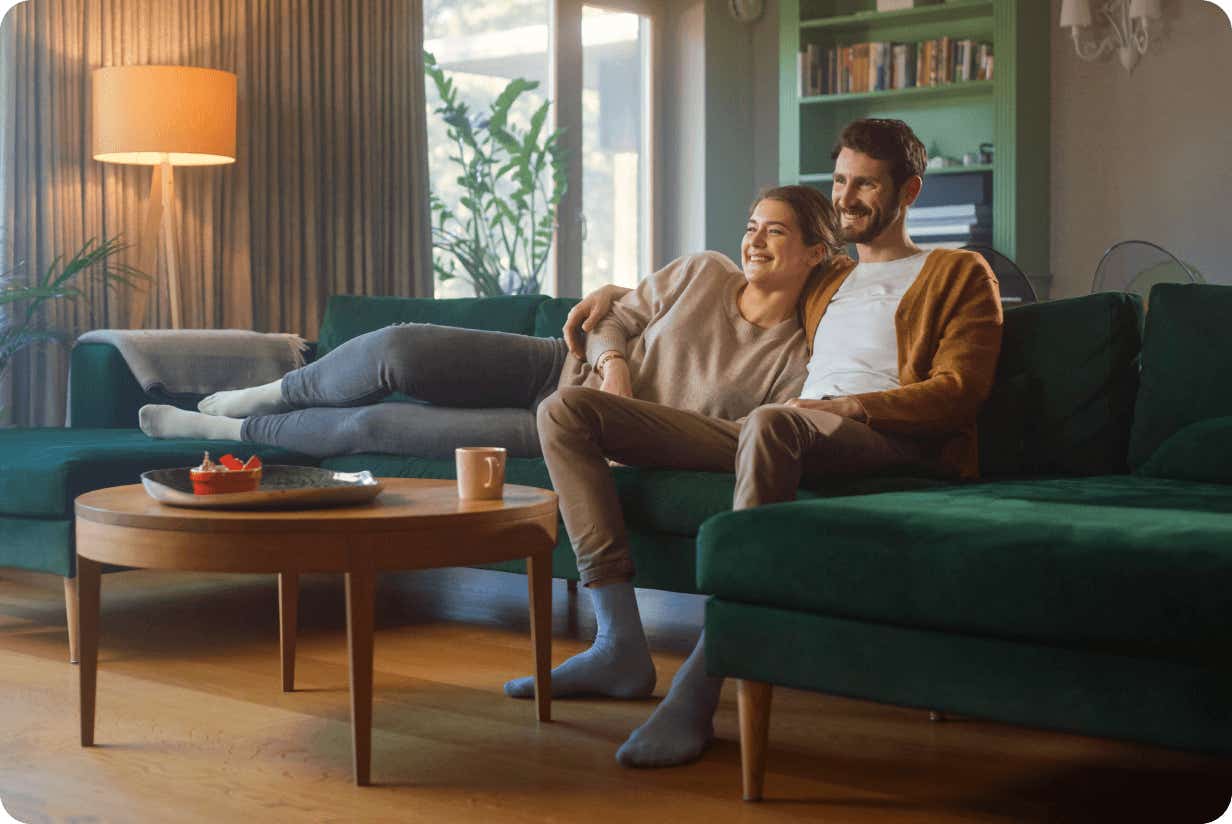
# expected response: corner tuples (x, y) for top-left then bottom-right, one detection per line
(78, 556), (101, 747)
(346, 566), (376, 786)
(278, 573), (299, 692)
(527, 553), (552, 723)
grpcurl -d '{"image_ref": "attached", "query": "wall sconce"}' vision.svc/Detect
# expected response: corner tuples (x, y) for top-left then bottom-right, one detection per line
(1060, 0), (1162, 73)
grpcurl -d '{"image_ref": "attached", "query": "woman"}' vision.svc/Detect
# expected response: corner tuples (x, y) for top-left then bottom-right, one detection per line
(139, 185), (848, 457)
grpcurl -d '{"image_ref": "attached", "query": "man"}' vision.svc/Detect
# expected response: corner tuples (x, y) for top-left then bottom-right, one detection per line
(504, 119), (1003, 768)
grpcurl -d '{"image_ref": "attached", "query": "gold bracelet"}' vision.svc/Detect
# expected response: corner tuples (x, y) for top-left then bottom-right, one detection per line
(595, 351), (625, 377)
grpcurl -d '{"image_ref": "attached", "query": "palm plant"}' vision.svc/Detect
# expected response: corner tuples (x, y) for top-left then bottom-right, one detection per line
(0, 236), (145, 415)
(424, 51), (568, 297)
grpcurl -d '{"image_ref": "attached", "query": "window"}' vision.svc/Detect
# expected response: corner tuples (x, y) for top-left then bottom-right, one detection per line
(581, 6), (652, 294)
(423, 1), (553, 298)
(424, 1), (658, 298)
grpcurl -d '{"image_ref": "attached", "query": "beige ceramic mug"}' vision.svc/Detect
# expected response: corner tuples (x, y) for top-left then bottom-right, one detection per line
(456, 447), (507, 500)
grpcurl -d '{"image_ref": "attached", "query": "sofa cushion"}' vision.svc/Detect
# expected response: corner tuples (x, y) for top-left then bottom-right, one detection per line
(0, 517), (75, 577)
(697, 475), (1232, 659)
(0, 429), (318, 519)
(978, 292), (1142, 477)
(316, 294), (547, 356)
(1130, 284), (1232, 469)
(1137, 417), (1232, 484)
(321, 454), (945, 537)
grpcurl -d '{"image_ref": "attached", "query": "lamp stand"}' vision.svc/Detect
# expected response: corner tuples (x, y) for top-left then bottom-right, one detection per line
(132, 156), (183, 329)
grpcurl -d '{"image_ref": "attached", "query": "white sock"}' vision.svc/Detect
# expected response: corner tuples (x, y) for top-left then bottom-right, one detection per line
(198, 379), (289, 417)
(504, 581), (656, 699)
(139, 404), (244, 441)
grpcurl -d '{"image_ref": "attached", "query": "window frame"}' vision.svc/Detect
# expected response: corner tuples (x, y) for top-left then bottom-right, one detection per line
(551, 0), (663, 297)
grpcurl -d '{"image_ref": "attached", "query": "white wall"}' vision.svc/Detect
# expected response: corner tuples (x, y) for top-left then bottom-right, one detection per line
(659, 1), (707, 264)
(656, 1), (779, 265)
(1049, 0), (1232, 297)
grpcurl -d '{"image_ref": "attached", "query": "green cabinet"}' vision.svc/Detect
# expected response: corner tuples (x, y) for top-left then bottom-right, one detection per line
(779, 0), (1050, 283)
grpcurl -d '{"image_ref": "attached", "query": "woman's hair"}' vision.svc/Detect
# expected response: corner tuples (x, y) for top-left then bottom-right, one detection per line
(750, 184), (846, 269)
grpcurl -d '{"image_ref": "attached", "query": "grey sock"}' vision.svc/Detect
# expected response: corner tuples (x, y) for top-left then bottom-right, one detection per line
(198, 379), (289, 417)
(139, 404), (245, 441)
(616, 632), (722, 768)
(504, 580), (656, 700)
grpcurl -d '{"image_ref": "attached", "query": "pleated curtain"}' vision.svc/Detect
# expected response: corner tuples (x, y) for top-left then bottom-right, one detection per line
(0, 0), (432, 427)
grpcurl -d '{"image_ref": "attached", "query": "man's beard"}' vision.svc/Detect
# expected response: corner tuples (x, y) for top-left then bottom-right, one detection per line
(841, 201), (900, 244)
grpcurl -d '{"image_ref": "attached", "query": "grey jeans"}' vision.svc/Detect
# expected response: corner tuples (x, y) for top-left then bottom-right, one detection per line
(241, 323), (569, 458)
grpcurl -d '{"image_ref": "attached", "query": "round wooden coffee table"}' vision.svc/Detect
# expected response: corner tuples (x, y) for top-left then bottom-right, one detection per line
(73, 478), (558, 786)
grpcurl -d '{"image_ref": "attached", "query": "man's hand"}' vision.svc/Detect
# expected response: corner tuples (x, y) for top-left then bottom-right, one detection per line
(599, 357), (634, 399)
(786, 396), (868, 422)
(563, 284), (633, 358)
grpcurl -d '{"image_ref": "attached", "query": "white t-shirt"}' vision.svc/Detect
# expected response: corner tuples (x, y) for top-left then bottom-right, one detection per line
(801, 251), (929, 400)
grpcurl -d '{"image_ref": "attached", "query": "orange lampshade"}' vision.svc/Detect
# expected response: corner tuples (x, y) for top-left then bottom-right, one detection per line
(92, 65), (237, 166)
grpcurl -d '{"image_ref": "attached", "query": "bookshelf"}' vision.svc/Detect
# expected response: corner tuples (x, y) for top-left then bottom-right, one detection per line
(779, 0), (1051, 284)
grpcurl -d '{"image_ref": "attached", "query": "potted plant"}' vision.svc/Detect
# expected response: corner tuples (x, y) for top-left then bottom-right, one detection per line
(424, 51), (568, 297)
(0, 236), (145, 418)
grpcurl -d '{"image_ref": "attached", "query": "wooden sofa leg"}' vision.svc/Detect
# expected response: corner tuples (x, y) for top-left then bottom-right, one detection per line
(566, 578), (578, 593)
(278, 573), (299, 692)
(64, 576), (80, 664)
(737, 679), (773, 802)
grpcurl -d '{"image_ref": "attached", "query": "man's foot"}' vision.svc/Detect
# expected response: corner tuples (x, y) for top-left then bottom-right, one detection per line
(504, 638), (656, 699)
(615, 634), (723, 768)
(198, 379), (289, 417)
(139, 404), (244, 441)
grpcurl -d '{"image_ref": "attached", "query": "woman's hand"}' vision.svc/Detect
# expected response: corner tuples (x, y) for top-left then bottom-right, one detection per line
(786, 396), (868, 422)
(564, 284), (633, 358)
(599, 356), (634, 399)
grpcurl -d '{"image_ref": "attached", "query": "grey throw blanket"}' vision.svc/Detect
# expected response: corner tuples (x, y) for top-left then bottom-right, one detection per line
(76, 329), (308, 396)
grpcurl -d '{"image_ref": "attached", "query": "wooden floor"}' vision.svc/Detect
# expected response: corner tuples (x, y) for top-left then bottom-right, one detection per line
(1, 568), (1228, 824)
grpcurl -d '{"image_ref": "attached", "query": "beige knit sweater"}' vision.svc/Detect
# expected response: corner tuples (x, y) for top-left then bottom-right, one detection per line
(557, 252), (808, 421)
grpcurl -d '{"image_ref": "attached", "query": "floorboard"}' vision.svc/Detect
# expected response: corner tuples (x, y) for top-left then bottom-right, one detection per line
(1, 568), (1228, 823)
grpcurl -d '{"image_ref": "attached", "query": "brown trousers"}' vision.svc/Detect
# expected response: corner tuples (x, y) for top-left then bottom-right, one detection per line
(537, 387), (926, 586)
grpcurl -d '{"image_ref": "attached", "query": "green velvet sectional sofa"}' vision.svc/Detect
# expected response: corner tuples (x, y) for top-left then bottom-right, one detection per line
(0, 291), (938, 664)
(3, 284), (1227, 791)
(699, 284), (1232, 800)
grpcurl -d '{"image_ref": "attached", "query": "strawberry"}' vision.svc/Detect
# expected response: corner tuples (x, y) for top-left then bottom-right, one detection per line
(219, 454), (245, 471)
(242, 455), (263, 471)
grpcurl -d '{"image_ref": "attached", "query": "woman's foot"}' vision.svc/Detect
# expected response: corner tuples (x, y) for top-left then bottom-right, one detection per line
(504, 637), (656, 699)
(198, 379), (289, 417)
(139, 405), (244, 441)
(504, 580), (656, 699)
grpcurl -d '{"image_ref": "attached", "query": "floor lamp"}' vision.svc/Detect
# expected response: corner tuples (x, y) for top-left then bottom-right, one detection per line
(92, 66), (237, 329)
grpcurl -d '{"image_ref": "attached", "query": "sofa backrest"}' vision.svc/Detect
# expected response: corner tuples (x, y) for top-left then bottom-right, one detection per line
(316, 294), (549, 356)
(979, 292), (1143, 478)
(1129, 283), (1232, 471)
(534, 297), (581, 338)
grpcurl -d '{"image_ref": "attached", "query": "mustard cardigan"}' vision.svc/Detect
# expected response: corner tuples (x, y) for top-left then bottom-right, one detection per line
(799, 249), (1004, 480)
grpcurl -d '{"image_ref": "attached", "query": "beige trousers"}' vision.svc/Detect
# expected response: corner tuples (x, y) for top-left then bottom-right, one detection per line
(537, 387), (926, 586)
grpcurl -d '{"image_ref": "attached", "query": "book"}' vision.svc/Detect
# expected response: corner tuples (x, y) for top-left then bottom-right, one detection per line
(801, 38), (993, 99)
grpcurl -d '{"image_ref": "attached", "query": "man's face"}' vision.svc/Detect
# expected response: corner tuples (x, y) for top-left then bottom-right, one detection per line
(831, 148), (903, 245)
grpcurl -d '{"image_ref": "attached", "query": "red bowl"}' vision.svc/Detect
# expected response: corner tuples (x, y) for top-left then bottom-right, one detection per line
(189, 467), (263, 495)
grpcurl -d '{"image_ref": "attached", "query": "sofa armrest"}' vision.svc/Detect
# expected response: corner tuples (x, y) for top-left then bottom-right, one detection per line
(68, 341), (320, 428)
(69, 343), (151, 428)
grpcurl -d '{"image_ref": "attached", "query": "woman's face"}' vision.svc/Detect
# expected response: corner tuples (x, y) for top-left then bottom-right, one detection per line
(741, 199), (826, 290)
